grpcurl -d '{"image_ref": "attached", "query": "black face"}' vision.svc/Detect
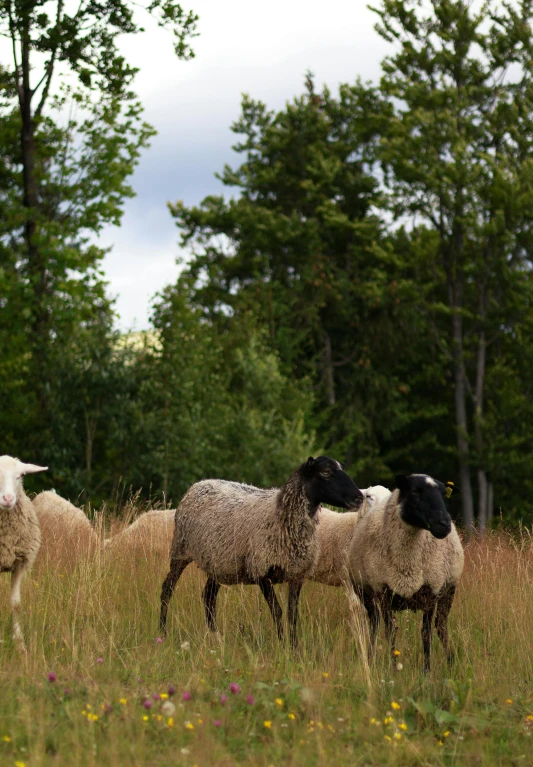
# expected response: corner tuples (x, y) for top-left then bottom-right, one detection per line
(395, 474), (453, 539)
(301, 456), (364, 511)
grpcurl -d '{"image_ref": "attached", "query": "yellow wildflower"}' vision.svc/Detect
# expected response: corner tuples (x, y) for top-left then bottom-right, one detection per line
(160, 693), (169, 700)
(370, 718), (376, 724)
(391, 701), (401, 710)
(506, 699), (513, 704)
(119, 698), (127, 705)
(437, 740), (444, 746)
(275, 698), (283, 707)
(263, 721), (272, 729)
(2, 736), (11, 742)
(526, 715), (533, 722)
(393, 649), (401, 656)
(185, 721), (194, 730)
(167, 717), (174, 727)
(394, 732), (402, 741)
(384, 735), (391, 742)
(288, 713), (296, 720)
(443, 731), (450, 737)
(197, 718), (203, 725)
(142, 715), (149, 722)
(322, 672), (329, 679)
(15, 762), (26, 767)
(399, 722), (408, 731)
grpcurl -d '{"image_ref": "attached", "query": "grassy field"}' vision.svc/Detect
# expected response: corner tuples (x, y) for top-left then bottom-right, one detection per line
(1, 515), (533, 767)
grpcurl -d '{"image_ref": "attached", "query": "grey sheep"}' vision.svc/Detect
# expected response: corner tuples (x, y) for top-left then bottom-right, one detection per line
(310, 485), (391, 588)
(160, 456), (363, 648)
(0, 455), (47, 650)
(348, 473), (464, 672)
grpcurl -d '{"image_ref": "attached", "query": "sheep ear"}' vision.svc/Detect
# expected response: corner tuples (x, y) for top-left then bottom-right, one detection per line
(395, 474), (409, 492)
(19, 462), (48, 475)
(307, 456), (315, 468)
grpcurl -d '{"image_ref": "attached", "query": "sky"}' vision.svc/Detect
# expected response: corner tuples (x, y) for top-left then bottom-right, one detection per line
(99, 0), (390, 330)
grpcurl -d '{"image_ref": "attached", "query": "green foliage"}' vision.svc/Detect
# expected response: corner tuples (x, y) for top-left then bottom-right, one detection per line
(126, 283), (317, 504)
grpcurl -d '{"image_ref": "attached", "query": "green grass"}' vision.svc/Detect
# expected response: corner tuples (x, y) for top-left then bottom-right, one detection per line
(1, 525), (533, 766)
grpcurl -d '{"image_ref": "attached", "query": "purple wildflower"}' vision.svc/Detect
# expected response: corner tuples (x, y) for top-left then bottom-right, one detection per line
(229, 683), (240, 695)
(246, 694), (255, 705)
(168, 684), (176, 696)
(220, 694), (228, 705)
(214, 719), (222, 727)
(47, 672), (57, 683)
(143, 699), (152, 710)
(181, 691), (192, 702)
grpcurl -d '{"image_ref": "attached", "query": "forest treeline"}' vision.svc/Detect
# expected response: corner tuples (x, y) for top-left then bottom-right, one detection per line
(2, 0), (533, 527)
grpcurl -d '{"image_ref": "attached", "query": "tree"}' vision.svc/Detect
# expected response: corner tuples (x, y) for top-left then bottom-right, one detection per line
(169, 78), (424, 480)
(125, 280), (318, 503)
(0, 0), (197, 449)
(372, 0), (533, 528)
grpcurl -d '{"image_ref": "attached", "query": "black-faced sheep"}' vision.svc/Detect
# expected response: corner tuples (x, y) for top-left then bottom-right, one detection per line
(348, 474), (463, 672)
(160, 456), (364, 648)
(0, 455), (47, 649)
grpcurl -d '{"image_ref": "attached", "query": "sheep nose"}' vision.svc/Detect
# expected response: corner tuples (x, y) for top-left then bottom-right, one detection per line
(2, 494), (14, 505)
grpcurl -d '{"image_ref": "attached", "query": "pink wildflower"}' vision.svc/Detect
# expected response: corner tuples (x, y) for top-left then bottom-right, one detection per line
(229, 683), (240, 695)
(47, 672), (57, 683)
(181, 691), (192, 702)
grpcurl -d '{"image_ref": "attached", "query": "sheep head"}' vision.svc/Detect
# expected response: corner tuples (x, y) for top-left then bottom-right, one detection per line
(301, 456), (364, 511)
(0, 455), (48, 511)
(395, 473), (455, 539)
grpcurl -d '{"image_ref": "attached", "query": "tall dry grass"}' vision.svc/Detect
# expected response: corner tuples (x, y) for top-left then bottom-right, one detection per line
(0, 511), (532, 766)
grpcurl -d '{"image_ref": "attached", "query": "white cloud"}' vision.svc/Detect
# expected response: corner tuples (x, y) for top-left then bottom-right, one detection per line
(98, 0), (389, 329)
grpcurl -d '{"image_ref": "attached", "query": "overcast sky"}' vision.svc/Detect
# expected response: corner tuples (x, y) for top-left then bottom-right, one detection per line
(100, 0), (389, 330)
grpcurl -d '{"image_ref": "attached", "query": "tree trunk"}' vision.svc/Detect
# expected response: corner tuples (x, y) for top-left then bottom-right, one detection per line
(450, 281), (475, 530)
(322, 331), (335, 406)
(474, 317), (487, 534)
(20, 22), (49, 419)
(487, 482), (493, 526)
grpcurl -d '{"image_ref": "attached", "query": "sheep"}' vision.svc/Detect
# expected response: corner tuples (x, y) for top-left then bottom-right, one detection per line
(310, 485), (391, 588)
(159, 456), (364, 648)
(347, 473), (463, 672)
(0, 455), (47, 650)
(32, 490), (100, 562)
(104, 508), (175, 556)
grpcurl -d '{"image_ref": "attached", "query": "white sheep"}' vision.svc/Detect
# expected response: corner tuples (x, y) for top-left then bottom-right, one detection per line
(104, 508), (175, 556)
(159, 456), (364, 648)
(348, 473), (464, 672)
(310, 485), (391, 588)
(0, 455), (47, 649)
(32, 490), (100, 561)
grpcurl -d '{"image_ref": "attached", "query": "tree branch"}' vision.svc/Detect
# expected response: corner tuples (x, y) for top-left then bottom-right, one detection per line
(35, 0), (64, 118)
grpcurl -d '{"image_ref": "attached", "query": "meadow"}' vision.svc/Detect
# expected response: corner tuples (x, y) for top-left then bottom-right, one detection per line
(1, 511), (533, 767)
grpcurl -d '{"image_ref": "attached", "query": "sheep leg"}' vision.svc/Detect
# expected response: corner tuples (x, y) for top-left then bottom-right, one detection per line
(287, 581), (303, 650)
(203, 577), (221, 632)
(11, 561), (27, 651)
(421, 606), (436, 673)
(435, 586), (456, 667)
(159, 558), (190, 633)
(258, 578), (284, 643)
(362, 591), (380, 661)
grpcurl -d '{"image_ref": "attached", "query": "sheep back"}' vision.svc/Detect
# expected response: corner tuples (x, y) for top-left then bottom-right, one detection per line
(33, 491), (99, 561)
(169, 479), (318, 585)
(105, 509), (175, 556)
